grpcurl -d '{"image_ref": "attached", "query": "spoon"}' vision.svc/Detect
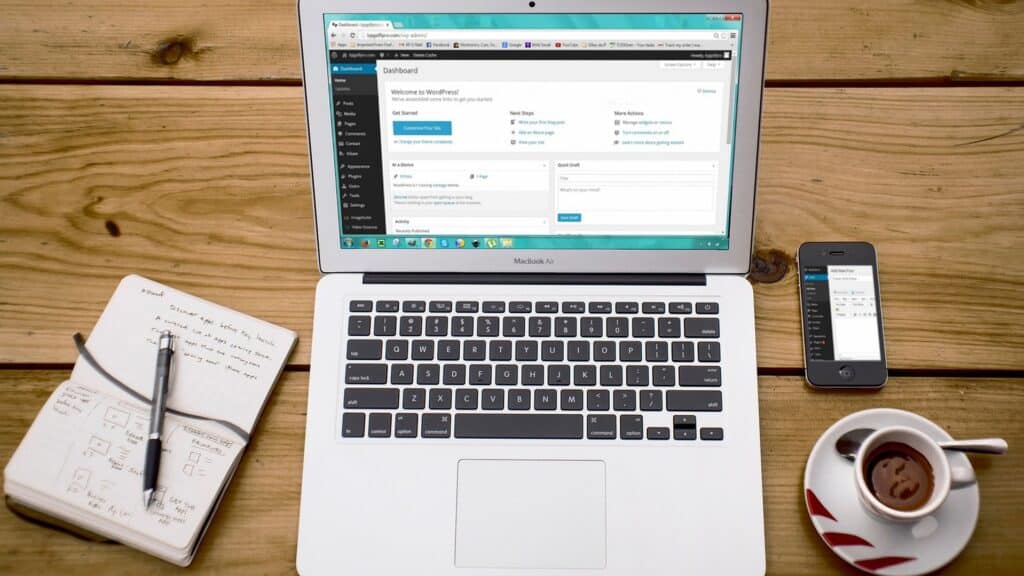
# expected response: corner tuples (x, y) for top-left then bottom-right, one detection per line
(835, 427), (1008, 462)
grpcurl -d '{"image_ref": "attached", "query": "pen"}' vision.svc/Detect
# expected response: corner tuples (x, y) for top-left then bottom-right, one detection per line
(144, 330), (174, 509)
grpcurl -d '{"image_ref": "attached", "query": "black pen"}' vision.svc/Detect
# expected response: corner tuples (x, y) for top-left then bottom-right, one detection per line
(144, 330), (174, 509)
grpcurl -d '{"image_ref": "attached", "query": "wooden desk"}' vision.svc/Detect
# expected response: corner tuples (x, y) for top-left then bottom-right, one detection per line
(1, 1), (1021, 573)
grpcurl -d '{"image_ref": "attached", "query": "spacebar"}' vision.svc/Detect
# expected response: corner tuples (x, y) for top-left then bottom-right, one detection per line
(454, 414), (584, 439)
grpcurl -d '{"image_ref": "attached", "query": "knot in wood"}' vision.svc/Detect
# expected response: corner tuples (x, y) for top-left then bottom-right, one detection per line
(749, 248), (790, 284)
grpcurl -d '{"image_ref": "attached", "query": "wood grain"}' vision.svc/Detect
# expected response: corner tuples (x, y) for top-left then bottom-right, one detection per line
(0, 0), (1021, 82)
(1, 371), (1020, 573)
(2, 85), (1022, 369)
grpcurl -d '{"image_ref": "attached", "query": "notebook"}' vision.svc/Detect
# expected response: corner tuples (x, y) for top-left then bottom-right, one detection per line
(3, 275), (297, 565)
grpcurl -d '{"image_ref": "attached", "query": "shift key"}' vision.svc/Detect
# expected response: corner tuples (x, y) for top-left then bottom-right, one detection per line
(343, 387), (399, 409)
(666, 390), (722, 412)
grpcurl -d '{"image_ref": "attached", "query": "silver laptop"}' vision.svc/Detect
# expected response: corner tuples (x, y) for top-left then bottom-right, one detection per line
(296, 1), (768, 573)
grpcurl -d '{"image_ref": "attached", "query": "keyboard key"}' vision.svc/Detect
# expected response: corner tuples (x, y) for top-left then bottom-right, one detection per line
(522, 365), (544, 386)
(345, 364), (388, 385)
(594, 341), (616, 361)
(416, 364), (439, 385)
(373, 316), (397, 336)
(342, 412), (365, 437)
(672, 341), (695, 362)
(567, 340), (589, 362)
(452, 316), (474, 336)
(515, 340), (538, 361)
(620, 415), (644, 440)
(615, 302), (639, 314)
(529, 317), (551, 337)
(696, 302), (719, 315)
(343, 387), (398, 409)
(555, 317), (577, 337)
(429, 300), (453, 313)
(456, 301), (479, 313)
(547, 364), (570, 386)
(422, 413), (451, 438)
(368, 413), (391, 437)
(536, 301), (558, 313)
(455, 414), (583, 439)
(626, 365), (649, 387)
(685, 318), (720, 338)
(438, 340), (460, 360)
(669, 302), (693, 314)
(443, 364), (467, 385)
(350, 300), (372, 312)
(589, 302), (612, 313)
(698, 342), (721, 362)
(666, 390), (723, 412)
(385, 340), (408, 360)
(469, 364), (492, 385)
(673, 415), (697, 441)
(477, 316), (499, 336)
(640, 390), (663, 411)
(534, 389), (557, 410)
(411, 340), (434, 360)
(425, 316), (448, 336)
(481, 389), (505, 410)
(390, 364), (413, 385)
(482, 301), (505, 313)
(400, 316), (423, 336)
(645, 341), (669, 362)
(647, 426), (670, 440)
(600, 365), (623, 386)
(574, 365), (597, 386)
(455, 389), (479, 410)
(701, 427), (724, 441)
(463, 340), (486, 361)
(402, 300), (426, 313)
(613, 390), (636, 411)
(679, 366), (722, 387)
(652, 366), (676, 387)
(631, 317), (655, 338)
(495, 365), (518, 385)
(560, 390), (584, 410)
(502, 316), (526, 337)
(606, 317), (629, 338)
(657, 317), (681, 338)
(580, 317), (603, 337)
(402, 388), (425, 410)
(619, 341), (642, 361)
(429, 389), (452, 410)
(562, 301), (586, 313)
(347, 339), (382, 360)
(509, 389), (531, 410)
(587, 390), (610, 411)
(642, 302), (666, 314)
(376, 300), (399, 312)
(395, 413), (418, 437)
(587, 414), (617, 439)
(348, 315), (371, 336)
(542, 341), (564, 361)
(509, 301), (532, 313)
(489, 340), (512, 361)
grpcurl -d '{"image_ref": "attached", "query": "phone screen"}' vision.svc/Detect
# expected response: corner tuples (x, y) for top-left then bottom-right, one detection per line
(801, 265), (881, 362)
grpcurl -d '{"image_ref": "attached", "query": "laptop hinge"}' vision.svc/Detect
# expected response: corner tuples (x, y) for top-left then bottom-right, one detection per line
(362, 273), (706, 286)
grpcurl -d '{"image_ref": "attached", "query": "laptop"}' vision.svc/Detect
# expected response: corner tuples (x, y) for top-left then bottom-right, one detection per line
(296, 1), (768, 573)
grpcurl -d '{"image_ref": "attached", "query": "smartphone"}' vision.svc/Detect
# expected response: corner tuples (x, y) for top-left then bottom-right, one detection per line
(798, 242), (887, 388)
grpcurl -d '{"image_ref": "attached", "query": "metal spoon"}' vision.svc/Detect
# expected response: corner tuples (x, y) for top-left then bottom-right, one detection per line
(835, 427), (1008, 462)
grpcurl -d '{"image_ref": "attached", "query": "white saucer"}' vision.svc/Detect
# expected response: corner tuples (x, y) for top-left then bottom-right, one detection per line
(803, 408), (980, 575)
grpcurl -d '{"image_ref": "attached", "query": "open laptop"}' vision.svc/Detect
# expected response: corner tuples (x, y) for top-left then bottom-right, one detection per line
(296, 1), (768, 573)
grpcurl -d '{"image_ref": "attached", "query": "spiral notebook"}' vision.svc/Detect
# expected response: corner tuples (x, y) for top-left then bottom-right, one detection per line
(3, 275), (296, 565)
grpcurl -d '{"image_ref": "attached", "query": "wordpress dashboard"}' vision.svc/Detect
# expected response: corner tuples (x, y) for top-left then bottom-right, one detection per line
(326, 14), (743, 250)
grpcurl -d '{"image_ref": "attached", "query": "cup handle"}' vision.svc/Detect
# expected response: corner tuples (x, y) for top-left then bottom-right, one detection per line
(950, 464), (977, 490)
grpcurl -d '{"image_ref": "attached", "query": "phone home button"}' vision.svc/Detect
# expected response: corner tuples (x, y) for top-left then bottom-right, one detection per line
(838, 365), (855, 381)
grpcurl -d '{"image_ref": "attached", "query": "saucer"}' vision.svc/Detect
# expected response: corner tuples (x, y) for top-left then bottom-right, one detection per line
(803, 408), (980, 575)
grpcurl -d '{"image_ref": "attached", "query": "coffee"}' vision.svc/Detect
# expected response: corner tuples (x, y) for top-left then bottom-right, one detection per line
(865, 442), (934, 511)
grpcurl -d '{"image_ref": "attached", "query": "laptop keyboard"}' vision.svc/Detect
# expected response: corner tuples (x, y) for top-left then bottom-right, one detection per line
(340, 299), (724, 441)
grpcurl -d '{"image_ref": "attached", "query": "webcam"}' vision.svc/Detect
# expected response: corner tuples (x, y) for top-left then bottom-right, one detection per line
(528, 1), (536, 7)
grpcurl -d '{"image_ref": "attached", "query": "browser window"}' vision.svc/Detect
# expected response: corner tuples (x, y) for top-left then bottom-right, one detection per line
(325, 14), (743, 250)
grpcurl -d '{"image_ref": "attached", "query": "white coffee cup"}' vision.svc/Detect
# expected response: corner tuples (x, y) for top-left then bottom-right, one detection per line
(854, 426), (976, 522)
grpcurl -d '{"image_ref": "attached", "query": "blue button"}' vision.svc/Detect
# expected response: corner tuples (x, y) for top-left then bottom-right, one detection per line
(331, 63), (377, 75)
(557, 213), (582, 222)
(393, 121), (453, 136)
(803, 274), (828, 282)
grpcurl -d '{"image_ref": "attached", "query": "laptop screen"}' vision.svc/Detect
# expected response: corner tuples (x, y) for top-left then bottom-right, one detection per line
(324, 14), (743, 251)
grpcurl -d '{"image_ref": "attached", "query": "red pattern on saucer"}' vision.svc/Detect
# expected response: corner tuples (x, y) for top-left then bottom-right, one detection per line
(805, 488), (917, 574)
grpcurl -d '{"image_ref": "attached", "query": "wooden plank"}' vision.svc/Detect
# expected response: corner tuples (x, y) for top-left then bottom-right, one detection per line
(0, 1), (1021, 82)
(0, 85), (1022, 369)
(0, 371), (1020, 573)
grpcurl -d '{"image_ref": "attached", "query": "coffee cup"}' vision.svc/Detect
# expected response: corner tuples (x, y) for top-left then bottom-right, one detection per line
(854, 426), (975, 522)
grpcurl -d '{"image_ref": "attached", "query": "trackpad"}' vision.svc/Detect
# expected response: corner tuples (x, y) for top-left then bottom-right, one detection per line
(455, 459), (606, 569)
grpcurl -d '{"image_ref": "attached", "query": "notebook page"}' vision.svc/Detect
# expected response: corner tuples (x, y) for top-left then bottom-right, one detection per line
(4, 381), (242, 551)
(70, 275), (296, 434)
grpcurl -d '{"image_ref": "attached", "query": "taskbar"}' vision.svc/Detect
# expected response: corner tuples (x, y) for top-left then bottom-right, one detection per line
(340, 235), (729, 250)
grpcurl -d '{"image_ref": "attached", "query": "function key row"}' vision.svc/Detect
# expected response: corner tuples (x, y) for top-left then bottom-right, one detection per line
(350, 300), (718, 315)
